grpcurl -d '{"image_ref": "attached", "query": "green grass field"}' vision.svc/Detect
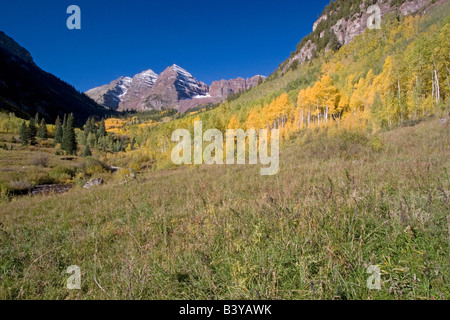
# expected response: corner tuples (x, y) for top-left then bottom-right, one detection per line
(0, 117), (449, 300)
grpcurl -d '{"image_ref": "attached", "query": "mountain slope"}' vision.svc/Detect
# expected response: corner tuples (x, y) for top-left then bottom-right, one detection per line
(131, 65), (209, 111)
(278, 0), (440, 74)
(85, 77), (133, 111)
(128, 0), (449, 168)
(0, 31), (108, 124)
(1, 116), (448, 299)
(119, 69), (159, 111)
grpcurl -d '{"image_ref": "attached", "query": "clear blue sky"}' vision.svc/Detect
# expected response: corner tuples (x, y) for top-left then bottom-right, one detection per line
(0, 0), (329, 92)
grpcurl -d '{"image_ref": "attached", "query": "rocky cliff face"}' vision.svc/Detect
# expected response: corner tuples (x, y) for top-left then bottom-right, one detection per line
(209, 75), (266, 100)
(136, 65), (209, 111)
(119, 69), (158, 111)
(86, 77), (133, 110)
(87, 65), (266, 113)
(283, 0), (435, 72)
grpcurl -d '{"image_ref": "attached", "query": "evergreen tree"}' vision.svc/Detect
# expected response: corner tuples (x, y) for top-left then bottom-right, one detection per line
(83, 144), (92, 157)
(37, 119), (48, 140)
(86, 132), (96, 148)
(28, 118), (37, 145)
(62, 114), (77, 155)
(19, 121), (28, 145)
(84, 117), (96, 138)
(62, 114), (67, 132)
(328, 30), (341, 52)
(258, 76), (263, 86)
(34, 113), (40, 125)
(54, 116), (63, 144)
(97, 120), (107, 137)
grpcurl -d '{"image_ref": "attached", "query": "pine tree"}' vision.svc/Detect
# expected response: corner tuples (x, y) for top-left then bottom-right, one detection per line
(28, 118), (37, 145)
(34, 113), (40, 125)
(86, 132), (96, 148)
(54, 116), (63, 144)
(97, 120), (107, 137)
(258, 76), (263, 86)
(83, 144), (92, 157)
(84, 117), (96, 138)
(19, 121), (28, 145)
(62, 114), (77, 155)
(37, 119), (48, 140)
(62, 114), (67, 131)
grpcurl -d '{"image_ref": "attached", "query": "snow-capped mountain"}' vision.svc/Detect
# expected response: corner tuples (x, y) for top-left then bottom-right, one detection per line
(119, 69), (159, 111)
(137, 65), (209, 111)
(86, 65), (265, 112)
(85, 76), (133, 110)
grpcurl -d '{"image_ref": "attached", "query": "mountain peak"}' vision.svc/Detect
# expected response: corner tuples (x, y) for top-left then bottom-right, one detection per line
(138, 69), (158, 78)
(0, 31), (34, 65)
(138, 65), (209, 110)
(86, 66), (266, 112)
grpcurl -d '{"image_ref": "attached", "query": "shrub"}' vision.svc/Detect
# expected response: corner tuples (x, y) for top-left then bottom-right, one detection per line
(30, 153), (50, 167)
(38, 140), (55, 148)
(49, 166), (76, 183)
(83, 157), (110, 176)
(129, 162), (141, 172)
(370, 135), (384, 152)
(27, 168), (53, 185)
(115, 168), (136, 182)
(0, 182), (9, 202)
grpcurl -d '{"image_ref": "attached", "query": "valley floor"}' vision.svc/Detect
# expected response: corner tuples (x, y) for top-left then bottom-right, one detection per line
(0, 118), (449, 299)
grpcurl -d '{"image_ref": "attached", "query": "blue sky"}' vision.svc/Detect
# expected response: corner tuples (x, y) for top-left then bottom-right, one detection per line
(0, 0), (329, 92)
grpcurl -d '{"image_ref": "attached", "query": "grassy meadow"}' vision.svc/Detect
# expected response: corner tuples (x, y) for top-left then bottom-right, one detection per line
(0, 117), (448, 300)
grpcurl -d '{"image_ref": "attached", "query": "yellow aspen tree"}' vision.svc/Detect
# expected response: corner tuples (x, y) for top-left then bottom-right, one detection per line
(246, 108), (261, 130)
(228, 116), (240, 130)
(296, 89), (308, 128)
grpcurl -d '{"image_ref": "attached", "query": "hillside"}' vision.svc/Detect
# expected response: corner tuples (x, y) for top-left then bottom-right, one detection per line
(105, 0), (448, 173)
(277, 0), (443, 74)
(0, 117), (448, 299)
(0, 0), (449, 301)
(0, 31), (109, 125)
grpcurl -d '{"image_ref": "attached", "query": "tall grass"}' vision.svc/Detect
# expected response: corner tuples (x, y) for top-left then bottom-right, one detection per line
(0, 118), (448, 300)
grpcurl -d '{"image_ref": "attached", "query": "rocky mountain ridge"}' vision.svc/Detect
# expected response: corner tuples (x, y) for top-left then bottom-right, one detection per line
(86, 65), (266, 113)
(280, 0), (440, 73)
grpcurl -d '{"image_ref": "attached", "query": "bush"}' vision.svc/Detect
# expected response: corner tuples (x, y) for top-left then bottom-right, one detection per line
(83, 157), (110, 176)
(115, 168), (136, 182)
(370, 135), (384, 152)
(129, 162), (141, 172)
(27, 168), (53, 185)
(0, 182), (9, 202)
(30, 153), (50, 167)
(49, 166), (77, 183)
(38, 140), (55, 148)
